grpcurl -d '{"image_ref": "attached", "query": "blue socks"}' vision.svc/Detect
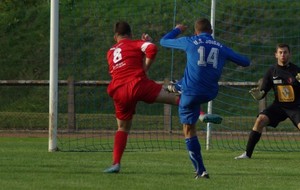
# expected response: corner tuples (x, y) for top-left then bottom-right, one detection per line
(185, 136), (206, 174)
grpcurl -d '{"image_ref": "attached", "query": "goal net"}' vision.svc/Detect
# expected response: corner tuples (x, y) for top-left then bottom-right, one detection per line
(55, 0), (300, 152)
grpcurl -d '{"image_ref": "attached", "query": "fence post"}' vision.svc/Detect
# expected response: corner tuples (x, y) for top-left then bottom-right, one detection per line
(164, 104), (172, 132)
(68, 76), (76, 131)
(163, 78), (172, 132)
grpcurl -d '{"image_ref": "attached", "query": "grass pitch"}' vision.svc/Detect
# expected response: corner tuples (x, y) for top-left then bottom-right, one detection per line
(0, 137), (299, 190)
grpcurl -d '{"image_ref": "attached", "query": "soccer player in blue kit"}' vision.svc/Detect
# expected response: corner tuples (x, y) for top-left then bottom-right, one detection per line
(160, 18), (250, 179)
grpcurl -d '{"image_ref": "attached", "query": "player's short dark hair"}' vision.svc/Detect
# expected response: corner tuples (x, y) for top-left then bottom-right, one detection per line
(194, 18), (212, 33)
(276, 43), (290, 52)
(114, 21), (131, 36)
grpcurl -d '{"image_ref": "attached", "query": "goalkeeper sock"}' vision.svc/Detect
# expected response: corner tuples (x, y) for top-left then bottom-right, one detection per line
(245, 130), (261, 158)
(112, 130), (128, 165)
(185, 136), (206, 174)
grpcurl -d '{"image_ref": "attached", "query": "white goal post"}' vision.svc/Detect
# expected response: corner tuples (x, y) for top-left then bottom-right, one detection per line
(49, 0), (59, 152)
(206, 0), (216, 150)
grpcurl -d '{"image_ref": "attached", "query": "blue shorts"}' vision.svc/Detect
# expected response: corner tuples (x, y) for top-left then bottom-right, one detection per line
(179, 94), (212, 125)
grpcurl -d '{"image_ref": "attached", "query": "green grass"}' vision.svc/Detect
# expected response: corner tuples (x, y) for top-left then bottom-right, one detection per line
(1, 137), (299, 190)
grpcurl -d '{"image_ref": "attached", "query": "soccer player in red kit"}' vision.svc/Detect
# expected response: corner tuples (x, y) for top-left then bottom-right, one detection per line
(103, 21), (179, 173)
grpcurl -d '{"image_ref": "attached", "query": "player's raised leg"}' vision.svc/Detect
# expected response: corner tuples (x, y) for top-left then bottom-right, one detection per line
(165, 79), (223, 124)
(164, 79), (181, 95)
(199, 113), (223, 124)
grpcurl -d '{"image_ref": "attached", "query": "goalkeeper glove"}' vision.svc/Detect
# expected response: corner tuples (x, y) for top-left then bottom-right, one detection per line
(296, 73), (300, 83)
(249, 88), (265, 100)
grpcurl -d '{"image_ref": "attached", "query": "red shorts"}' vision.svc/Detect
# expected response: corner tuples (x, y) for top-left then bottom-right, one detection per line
(108, 78), (162, 120)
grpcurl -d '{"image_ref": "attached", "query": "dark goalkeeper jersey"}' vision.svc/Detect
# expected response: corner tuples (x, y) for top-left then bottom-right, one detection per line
(260, 62), (300, 108)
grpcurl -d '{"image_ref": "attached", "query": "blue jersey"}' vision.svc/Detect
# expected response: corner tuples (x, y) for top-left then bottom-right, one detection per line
(160, 28), (250, 99)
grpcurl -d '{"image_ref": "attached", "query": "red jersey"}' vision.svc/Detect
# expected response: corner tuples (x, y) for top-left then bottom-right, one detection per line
(107, 38), (158, 91)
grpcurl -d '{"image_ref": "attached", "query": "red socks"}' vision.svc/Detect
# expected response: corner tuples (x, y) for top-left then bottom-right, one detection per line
(113, 130), (128, 165)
